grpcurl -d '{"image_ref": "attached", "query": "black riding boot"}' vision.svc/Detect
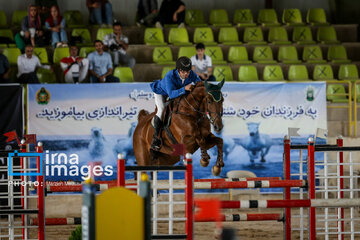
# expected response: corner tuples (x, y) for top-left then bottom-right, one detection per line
(151, 115), (163, 151)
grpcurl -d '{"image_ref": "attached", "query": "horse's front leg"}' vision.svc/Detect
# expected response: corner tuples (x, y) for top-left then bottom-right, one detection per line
(197, 133), (224, 176)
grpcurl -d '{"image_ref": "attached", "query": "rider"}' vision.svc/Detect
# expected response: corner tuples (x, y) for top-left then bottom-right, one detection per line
(150, 56), (201, 151)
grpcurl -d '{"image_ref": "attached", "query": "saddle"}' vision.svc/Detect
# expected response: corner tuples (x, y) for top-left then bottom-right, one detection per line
(160, 99), (178, 145)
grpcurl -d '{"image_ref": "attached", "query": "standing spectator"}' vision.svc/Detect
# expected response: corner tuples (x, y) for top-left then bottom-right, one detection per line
(190, 43), (216, 82)
(34, 0), (58, 23)
(45, 5), (68, 48)
(15, 5), (46, 52)
(0, 51), (11, 83)
(103, 22), (136, 69)
(136, 0), (158, 27)
(86, 0), (113, 26)
(88, 40), (119, 83)
(60, 45), (89, 83)
(155, 0), (185, 28)
(17, 45), (51, 84)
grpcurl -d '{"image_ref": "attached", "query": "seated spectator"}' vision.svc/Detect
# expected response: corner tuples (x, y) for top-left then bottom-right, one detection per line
(15, 5), (46, 52)
(190, 43), (216, 82)
(17, 45), (51, 84)
(155, 0), (185, 28)
(86, 0), (113, 26)
(35, 0), (58, 23)
(136, 0), (158, 27)
(103, 22), (136, 68)
(45, 5), (68, 48)
(88, 40), (119, 83)
(0, 51), (11, 83)
(60, 45), (89, 83)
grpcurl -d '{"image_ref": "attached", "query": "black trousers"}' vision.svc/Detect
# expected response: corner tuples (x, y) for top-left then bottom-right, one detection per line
(17, 72), (39, 84)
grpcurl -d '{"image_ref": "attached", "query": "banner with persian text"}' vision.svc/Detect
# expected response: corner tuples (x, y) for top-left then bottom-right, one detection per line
(27, 82), (327, 185)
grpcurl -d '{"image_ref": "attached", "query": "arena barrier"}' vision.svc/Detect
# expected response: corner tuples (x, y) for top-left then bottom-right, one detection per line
(116, 136), (360, 240)
(0, 141), (45, 240)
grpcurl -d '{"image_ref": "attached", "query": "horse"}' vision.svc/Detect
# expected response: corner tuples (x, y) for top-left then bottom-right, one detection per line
(239, 122), (272, 163)
(133, 80), (225, 176)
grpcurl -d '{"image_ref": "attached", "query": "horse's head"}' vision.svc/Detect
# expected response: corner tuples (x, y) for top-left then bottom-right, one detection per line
(204, 79), (225, 133)
(247, 122), (260, 137)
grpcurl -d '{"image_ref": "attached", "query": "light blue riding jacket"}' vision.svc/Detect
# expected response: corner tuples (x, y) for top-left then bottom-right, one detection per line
(150, 69), (201, 99)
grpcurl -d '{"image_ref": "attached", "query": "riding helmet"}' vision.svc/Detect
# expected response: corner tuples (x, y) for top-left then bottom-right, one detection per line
(176, 56), (192, 72)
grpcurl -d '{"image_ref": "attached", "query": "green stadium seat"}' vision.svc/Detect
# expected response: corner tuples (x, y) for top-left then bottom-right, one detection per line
(213, 66), (233, 81)
(313, 64), (334, 81)
(292, 26), (316, 45)
(257, 9), (280, 27)
(278, 46), (301, 64)
(209, 9), (231, 27)
(238, 65), (259, 82)
(63, 10), (84, 28)
(233, 9), (256, 27)
(168, 28), (192, 46)
(327, 45), (351, 64)
(302, 45), (326, 64)
(287, 65), (309, 81)
(33, 48), (49, 64)
(0, 11), (7, 28)
(163, 24), (178, 28)
(353, 84), (360, 102)
(36, 68), (57, 83)
(0, 29), (15, 47)
(326, 84), (348, 103)
(193, 27), (217, 46)
(185, 9), (207, 27)
(218, 27), (242, 45)
(243, 27), (267, 45)
(282, 8), (304, 26)
(53, 47), (70, 64)
(161, 66), (173, 78)
(338, 64), (359, 81)
(153, 46), (175, 65)
(3, 48), (21, 65)
(228, 46), (251, 64)
(204, 46), (226, 65)
(306, 8), (329, 26)
(253, 46), (276, 64)
(71, 28), (92, 46)
(263, 65), (284, 81)
(268, 27), (291, 45)
(96, 28), (113, 41)
(144, 28), (167, 46)
(12, 10), (27, 27)
(178, 46), (196, 58)
(79, 47), (95, 58)
(114, 67), (134, 82)
(317, 26), (340, 44)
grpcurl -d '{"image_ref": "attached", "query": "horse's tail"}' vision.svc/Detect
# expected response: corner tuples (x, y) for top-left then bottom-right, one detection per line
(138, 109), (150, 122)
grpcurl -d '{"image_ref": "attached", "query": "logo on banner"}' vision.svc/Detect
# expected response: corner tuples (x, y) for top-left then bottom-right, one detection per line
(36, 87), (51, 105)
(8, 150), (43, 176)
(306, 86), (314, 102)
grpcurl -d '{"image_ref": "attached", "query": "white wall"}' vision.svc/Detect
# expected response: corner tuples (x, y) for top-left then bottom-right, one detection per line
(2, 0), (331, 26)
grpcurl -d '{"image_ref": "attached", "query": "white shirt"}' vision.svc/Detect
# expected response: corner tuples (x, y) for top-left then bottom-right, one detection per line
(17, 54), (50, 77)
(103, 33), (129, 55)
(190, 54), (212, 74)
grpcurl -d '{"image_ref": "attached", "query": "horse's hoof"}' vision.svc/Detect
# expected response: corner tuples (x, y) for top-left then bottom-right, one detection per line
(200, 159), (210, 167)
(211, 166), (221, 176)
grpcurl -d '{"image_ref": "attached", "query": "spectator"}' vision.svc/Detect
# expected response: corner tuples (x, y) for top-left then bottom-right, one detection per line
(34, 0), (58, 23)
(103, 22), (136, 69)
(155, 0), (185, 28)
(136, 0), (158, 27)
(17, 45), (51, 84)
(60, 45), (89, 83)
(0, 51), (11, 83)
(15, 5), (46, 52)
(86, 0), (113, 26)
(190, 43), (216, 82)
(45, 5), (68, 48)
(88, 40), (119, 83)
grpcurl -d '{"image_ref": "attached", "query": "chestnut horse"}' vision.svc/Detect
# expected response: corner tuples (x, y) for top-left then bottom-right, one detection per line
(133, 80), (225, 176)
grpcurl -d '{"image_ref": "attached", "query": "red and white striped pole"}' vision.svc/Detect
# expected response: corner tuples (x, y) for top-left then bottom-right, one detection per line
(185, 153), (194, 240)
(307, 137), (316, 240)
(283, 135), (291, 240)
(117, 154), (125, 187)
(337, 136), (344, 240)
